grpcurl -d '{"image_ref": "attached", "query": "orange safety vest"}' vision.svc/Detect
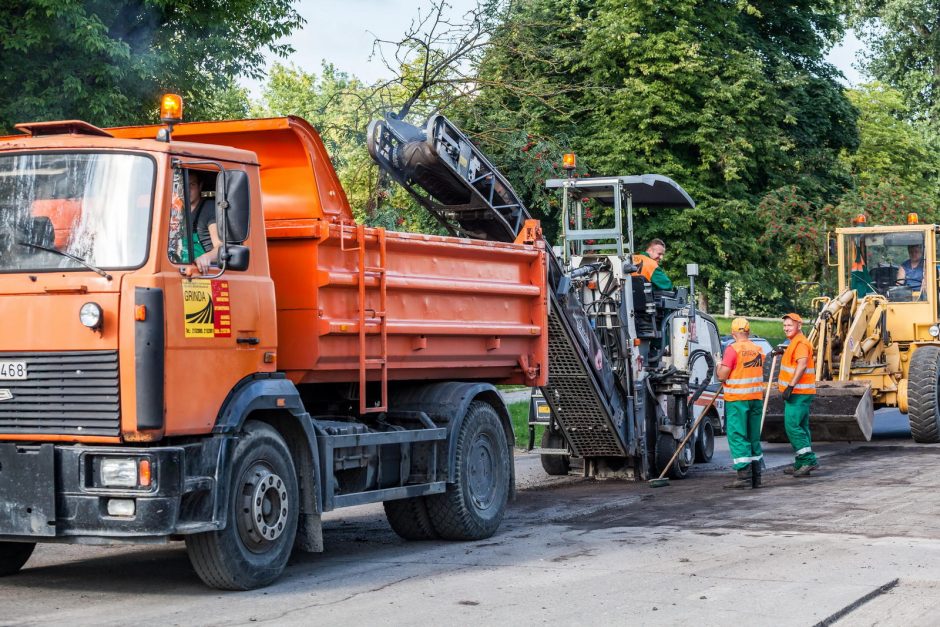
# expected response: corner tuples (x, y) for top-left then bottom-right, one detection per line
(724, 340), (765, 401)
(778, 333), (816, 395)
(632, 254), (657, 281)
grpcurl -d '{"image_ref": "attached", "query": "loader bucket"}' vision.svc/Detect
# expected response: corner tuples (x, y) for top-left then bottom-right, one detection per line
(762, 381), (874, 443)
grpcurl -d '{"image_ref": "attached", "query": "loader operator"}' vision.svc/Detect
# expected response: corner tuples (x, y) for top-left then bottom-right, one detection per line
(896, 244), (924, 291)
(632, 238), (674, 290)
(717, 317), (765, 489)
(775, 313), (819, 477)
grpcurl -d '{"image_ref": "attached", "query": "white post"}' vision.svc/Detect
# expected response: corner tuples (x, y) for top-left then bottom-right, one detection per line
(724, 283), (732, 317)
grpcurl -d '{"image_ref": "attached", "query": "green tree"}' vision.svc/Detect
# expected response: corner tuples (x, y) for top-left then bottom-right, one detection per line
(0, 0), (302, 132)
(854, 0), (940, 125)
(461, 0), (858, 311)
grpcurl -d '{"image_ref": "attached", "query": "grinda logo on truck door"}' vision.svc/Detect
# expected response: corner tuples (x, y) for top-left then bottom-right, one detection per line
(183, 278), (232, 338)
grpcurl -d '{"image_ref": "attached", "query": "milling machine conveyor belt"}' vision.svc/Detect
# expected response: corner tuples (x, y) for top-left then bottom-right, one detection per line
(367, 112), (628, 458)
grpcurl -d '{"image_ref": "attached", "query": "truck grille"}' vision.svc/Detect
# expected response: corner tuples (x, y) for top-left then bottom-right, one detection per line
(0, 351), (120, 437)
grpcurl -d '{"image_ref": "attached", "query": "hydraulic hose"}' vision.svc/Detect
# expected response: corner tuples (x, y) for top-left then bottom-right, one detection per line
(686, 348), (715, 410)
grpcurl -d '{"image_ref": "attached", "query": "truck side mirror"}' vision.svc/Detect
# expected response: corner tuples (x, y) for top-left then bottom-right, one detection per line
(222, 244), (250, 271)
(217, 170), (250, 243)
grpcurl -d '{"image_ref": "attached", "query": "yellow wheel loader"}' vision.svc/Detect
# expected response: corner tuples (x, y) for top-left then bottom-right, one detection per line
(763, 216), (940, 443)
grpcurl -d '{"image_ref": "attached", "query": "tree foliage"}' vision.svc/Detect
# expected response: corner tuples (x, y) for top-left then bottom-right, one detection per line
(458, 0), (858, 312)
(854, 0), (940, 125)
(0, 0), (302, 132)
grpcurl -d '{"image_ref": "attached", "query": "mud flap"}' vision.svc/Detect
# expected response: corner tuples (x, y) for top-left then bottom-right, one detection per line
(763, 381), (874, 443)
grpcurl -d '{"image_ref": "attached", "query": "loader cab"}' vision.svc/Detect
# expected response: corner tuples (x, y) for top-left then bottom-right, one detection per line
(836, 222), (938, 342)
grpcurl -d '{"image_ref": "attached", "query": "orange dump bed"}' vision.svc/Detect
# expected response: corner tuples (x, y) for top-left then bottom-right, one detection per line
(110, 117), (549, 386)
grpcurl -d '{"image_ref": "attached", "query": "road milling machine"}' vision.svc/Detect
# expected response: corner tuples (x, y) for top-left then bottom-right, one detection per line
(763, 215), (940, 444)
(368, 113), (723, 480)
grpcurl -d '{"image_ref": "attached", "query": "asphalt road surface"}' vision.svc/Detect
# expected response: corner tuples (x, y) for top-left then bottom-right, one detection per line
(1, 408), (938, 626)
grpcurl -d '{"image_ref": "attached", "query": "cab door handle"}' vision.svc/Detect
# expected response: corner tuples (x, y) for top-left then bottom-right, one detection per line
(236, 337), (260, 345)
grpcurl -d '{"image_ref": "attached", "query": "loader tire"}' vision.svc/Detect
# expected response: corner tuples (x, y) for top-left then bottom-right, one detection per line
(539, 430), (571, 476)
(384, 497), (439, 540)
(426, 402), (510, 540)
(908, 345), (940, 443)
(186, 421), (299, 590)
(0, 541), (35, 576)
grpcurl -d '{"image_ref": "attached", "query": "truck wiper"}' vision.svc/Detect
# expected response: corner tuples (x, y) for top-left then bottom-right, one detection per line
(16, 241), (113, 280)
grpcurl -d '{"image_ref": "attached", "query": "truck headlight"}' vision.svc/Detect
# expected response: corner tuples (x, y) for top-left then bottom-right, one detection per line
(80, 302), (103, 330)
(99, 458), (138, 487)
(930, 325), (940, 338)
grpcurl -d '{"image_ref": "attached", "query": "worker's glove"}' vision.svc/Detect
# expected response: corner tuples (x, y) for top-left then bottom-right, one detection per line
(770, 345), (786, 357)
(781, 385), (794, 402)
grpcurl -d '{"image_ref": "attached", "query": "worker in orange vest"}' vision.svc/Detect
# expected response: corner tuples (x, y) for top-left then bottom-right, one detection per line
(775, 313), (819, 477)
(632, 238), (673, 290)
(717, 317), (765, 488)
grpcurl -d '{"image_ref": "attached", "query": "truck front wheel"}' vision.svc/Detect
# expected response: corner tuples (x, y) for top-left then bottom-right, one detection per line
(186, 421), (299, 590)
(427, 402), (510, 540)
(0, 541), (35, 576)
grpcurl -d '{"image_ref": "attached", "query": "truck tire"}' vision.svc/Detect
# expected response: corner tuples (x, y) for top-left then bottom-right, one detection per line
(908, 346), (940, 443)
(426, 401), (510, 540)
(186, 421), (299, 590)
(695, 419), (715, 463)
(0, 541), (35, 576)
(539, 430), (570, 476)
(384, 497), (439, 540)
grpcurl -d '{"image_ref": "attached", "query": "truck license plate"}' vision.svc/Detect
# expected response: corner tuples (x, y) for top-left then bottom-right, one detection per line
(0, 361), (27, 380)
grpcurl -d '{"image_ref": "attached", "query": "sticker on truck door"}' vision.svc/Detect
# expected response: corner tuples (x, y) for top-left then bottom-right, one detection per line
(183, 279), (232, 338)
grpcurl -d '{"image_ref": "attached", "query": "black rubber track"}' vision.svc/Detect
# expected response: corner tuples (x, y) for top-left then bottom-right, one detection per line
(908, 345), (940, 443)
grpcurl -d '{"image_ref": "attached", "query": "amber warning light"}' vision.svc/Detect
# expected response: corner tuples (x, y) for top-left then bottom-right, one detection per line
(160, 93), (183, 123)
(908, 212), (919, 224)
(852, 214), (867, 225)
(562, 153), (577, 170)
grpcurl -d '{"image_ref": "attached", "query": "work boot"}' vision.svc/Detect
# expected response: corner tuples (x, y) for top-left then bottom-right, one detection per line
(783, 465), (797, 475)
(793, 463), (819, 478)
(724, 468), (751, 489)
(751, 463), (762, 488)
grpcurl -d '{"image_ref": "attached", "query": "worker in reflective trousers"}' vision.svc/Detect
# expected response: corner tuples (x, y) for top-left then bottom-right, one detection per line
(776, 313), (819, 477)
(717, 317), (765, 489)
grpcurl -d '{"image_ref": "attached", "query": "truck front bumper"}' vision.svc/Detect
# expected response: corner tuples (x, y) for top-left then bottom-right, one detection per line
(0, 440), (225, 543)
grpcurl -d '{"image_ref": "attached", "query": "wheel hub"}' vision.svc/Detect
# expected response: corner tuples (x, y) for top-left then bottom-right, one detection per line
(238, 465), (289, 551)
(468, 434), (497, 510)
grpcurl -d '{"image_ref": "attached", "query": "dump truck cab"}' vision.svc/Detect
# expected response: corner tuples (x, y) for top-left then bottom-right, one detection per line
(0, 111), (549, 589)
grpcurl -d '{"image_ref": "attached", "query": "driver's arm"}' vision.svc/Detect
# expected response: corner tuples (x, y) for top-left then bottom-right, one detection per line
(897, 265), (907, 285)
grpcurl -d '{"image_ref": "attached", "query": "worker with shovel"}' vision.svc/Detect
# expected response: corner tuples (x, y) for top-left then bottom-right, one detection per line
(776, 313), (819, 477)
(717, 317), (765, 489)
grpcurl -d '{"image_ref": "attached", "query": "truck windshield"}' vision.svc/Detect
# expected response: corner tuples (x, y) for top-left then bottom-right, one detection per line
(0, 152), (154, 272)
(845, 231), (926, 302)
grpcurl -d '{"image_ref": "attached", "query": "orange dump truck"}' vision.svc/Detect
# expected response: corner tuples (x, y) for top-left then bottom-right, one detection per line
(0, 111), (547, 589)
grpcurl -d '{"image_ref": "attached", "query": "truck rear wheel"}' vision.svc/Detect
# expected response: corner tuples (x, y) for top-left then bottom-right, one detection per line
(384, 497), (439, 540)
(908, 346), (940, 443)
(539, 429), (571, 476)
(0, 541), (35, 576)
(186, 421), (299, 590)
(426, 402), (510, 540)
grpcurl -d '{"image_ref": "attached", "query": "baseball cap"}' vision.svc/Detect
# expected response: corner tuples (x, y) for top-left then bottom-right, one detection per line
(730, 317), (750, 333)
(782, 312), (804, 324)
